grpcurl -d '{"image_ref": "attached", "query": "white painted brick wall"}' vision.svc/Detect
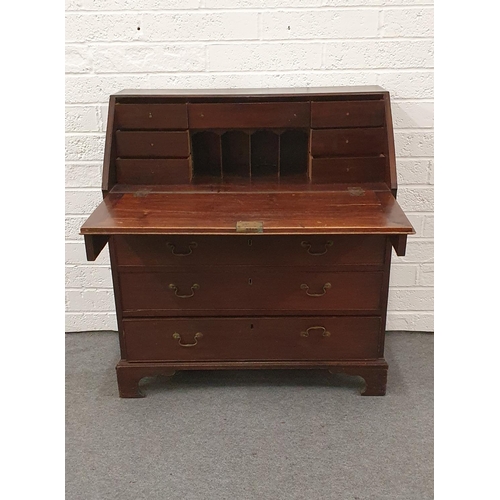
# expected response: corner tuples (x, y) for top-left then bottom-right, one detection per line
(65, 1), (434, 332)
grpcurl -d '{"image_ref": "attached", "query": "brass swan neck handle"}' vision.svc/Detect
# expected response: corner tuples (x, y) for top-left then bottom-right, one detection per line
(173, 332), (203, 347)
(167, 241), (198, 256)
(300, 282), (331, 297)
(301, 240), (333, 256)
(300, 326), (331, 338)
(169, 283), (200, 298)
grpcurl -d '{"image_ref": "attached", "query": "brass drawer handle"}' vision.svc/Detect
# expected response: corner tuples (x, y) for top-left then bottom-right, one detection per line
(173, 332), (203, 347)
(300, 326), (331, 338)
(301, 240), (333, 256)
(169, 283), (200, 298)
(167, 241), (197, 256)
(300, 282), (331, 297)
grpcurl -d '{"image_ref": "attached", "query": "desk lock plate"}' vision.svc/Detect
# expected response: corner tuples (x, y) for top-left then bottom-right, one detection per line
(236, 221), (264, 233)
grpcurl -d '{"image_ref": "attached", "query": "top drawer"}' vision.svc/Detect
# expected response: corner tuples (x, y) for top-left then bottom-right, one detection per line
(113, 235), (387, 268)
(115, 104), (188, 130)
(311, 100), (385, 128)
(188, 102), (310, 129)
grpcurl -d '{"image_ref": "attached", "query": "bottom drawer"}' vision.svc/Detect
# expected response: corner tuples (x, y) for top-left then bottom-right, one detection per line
(123, 316), (381, 362)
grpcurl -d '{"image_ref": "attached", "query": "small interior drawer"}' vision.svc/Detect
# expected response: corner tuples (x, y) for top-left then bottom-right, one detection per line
(115, 103), (188, 130)
(115, 131), (190, 158)
(123, 316), (382, 362)
(188, 102), (310, 129)
(311, 157), (386, 184)
(311, 100), (385, 128)
(115, 159), (190, 184)
(311, 128), (386, 157)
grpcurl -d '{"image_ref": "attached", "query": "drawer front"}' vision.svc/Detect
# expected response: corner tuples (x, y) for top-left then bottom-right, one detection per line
(114, 235), (387, 268)
(119, 269), (384, 316)
(188, 102), (310, 129)
(311, 128), (386, 157)
(311, 157), (386, 184)
(123, 316), (381, 362)
(115, 131), (190, 158)
(115, 104), (188, 130)
(116, 159), (190, 184)
(311, 100), (385, 128)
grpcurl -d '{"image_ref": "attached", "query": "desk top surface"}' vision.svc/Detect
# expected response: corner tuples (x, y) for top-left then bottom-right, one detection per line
(80, 185), (414, 236)
(113, 86), (387, 98)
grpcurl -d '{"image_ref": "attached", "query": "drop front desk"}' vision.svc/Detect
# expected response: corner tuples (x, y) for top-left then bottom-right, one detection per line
(80, 87), (414, 397)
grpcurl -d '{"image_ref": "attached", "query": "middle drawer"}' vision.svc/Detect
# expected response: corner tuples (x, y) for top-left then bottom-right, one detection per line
(119, 268), (384, 316)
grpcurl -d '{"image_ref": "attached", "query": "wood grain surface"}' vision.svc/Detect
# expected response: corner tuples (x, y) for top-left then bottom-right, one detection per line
(115, 131), (189, 158)
(118, 268), (384, 315)
(311, 100), (385, 128)
(311, 157), (386, 183)
(188, 102), (310, 129)
(80, 190), (414, 235)
(122, 316), (382, 362)
(116, 159), (190, 184)
(311, 128), (387, 157)
(115, 103), (188, 130)
(113, 234), (387, 267)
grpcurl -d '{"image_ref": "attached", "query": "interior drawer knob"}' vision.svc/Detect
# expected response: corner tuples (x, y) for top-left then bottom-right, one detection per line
(301, 240), (333, 255)
(168, 283), (200, 298)
(300, 326), (331, 338)
(172, 332), (203, 347)
(167, 241), (197, 256)
(300, 282), (331, 297)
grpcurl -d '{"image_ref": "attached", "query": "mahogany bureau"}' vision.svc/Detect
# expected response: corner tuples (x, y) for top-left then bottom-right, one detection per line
(80, 86), (414, 397)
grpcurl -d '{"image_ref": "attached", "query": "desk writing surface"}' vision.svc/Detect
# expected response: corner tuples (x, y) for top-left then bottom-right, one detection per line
(80, 188), (414, 236)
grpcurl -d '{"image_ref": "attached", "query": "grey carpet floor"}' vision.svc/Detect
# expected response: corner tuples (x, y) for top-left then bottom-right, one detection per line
(66, 331), (433, 500)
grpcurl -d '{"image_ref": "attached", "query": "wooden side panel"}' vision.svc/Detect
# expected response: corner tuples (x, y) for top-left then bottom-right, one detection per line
(376, 238), (392, 356)
(251, 130), (279, 177)
(115, 103), (188, 130)
(383, 93), (398, 194)
(311, 157), (386, 183)
(221, 131), (251, 177)
(188, 102), (310, 129)
(115, 131), (190, 158)
(191, 131), (222, 178)
(280, 130), (309, 176)
(116, 159), (190, 184)
(311, 128), (386, 157)
(102, 96), (116, 194)
(122, 316), (382, 362)
(311, 100), (385, 128)
(108, 237), (127, 359)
